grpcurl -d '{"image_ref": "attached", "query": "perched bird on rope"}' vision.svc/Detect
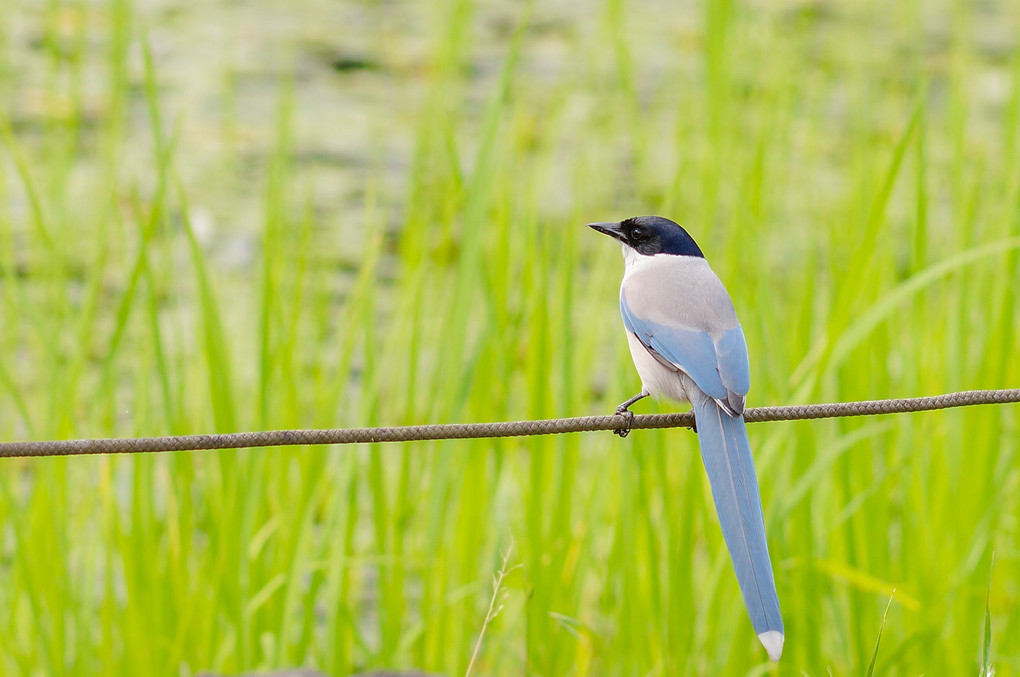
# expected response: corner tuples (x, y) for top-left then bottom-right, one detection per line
(589, 215), (784, 661)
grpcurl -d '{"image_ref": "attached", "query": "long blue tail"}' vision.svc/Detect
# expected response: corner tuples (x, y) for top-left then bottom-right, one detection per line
(692, 391), (784, 660)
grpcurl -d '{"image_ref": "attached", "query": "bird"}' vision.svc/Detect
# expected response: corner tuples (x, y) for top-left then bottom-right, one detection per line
(588, 215), (784, 661)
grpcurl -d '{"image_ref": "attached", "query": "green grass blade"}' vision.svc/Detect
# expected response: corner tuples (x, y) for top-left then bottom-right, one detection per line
(866, 593), (896, 677)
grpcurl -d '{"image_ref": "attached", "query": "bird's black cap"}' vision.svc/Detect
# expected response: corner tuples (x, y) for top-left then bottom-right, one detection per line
(588, 216), (705, 258)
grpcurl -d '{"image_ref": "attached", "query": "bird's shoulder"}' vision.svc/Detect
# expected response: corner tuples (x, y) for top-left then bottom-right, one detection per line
(621, 254), (739, 332)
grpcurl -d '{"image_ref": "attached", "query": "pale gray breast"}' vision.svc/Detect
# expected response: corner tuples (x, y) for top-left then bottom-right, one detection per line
(621, 254), (740, 337)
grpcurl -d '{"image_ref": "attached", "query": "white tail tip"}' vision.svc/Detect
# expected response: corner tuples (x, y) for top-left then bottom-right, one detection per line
(758, 630), (784, 661)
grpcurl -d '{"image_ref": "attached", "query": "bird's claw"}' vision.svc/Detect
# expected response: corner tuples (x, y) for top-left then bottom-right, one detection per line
(614, 406), (635, 438)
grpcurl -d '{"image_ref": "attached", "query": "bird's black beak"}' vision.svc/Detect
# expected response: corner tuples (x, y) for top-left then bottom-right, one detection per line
(587, 221), (625, 242)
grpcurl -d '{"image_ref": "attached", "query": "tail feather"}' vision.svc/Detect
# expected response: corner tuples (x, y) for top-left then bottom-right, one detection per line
(691, 390), (784, 660)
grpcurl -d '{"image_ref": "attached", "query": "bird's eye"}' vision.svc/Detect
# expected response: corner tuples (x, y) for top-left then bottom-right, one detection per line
(630, 226), (644, 239)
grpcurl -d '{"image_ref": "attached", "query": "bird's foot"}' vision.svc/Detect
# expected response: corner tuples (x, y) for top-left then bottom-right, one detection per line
(613, 405), (635, 438)
(612, 391), (647, 438)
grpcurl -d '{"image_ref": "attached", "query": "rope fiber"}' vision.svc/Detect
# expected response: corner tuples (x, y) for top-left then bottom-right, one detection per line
(1, 388), (1017, 459)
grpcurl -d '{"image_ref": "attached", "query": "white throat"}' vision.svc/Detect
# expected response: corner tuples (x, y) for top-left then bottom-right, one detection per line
(622, 243), (644, 271)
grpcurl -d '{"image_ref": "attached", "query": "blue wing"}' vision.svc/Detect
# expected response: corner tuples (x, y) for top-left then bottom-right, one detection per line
(620, 294), (750, 402)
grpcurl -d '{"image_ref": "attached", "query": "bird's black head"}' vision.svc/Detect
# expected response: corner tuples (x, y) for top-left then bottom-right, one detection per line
(587, 215), (705, 257)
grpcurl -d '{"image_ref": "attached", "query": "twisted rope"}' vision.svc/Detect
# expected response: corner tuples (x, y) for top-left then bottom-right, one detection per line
(0, 389), (1017, 459)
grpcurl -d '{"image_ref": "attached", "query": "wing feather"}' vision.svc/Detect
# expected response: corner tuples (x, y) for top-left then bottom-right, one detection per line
(621, 284), (750, 411)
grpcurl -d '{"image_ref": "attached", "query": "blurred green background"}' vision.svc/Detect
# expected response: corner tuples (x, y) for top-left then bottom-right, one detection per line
(1, 0), (1019, 674)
